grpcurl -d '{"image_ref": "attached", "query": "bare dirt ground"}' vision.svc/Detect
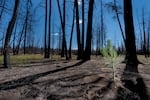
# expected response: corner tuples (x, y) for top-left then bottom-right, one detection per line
(0, 57), (150, 100)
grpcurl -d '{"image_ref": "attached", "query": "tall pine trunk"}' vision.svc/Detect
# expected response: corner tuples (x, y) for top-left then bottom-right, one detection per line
(75, 0), (82, 60)
(124, 0), (138, 72)
(3, 0), (20, 68)
(69, 3), (75, 59)
(84, 0), (94, 60)
(57, 0), (68, 60)
(47, 0), (51, 58)
(44, 0), (48, 58)
(114, 0), (126, 45)
(81, 0), (84, 58)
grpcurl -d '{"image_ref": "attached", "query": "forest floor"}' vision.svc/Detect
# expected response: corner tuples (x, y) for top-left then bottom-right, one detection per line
(0, 56), (150, 100)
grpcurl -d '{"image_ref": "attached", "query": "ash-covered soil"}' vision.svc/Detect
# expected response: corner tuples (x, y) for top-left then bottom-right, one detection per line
(0, 58), (150, 100)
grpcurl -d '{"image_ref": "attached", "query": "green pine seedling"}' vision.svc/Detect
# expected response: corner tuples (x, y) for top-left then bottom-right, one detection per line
(100, 40), (118, 82)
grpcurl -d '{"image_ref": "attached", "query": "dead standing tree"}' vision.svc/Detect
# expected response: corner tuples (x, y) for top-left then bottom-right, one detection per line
(106, 0), (126, 46)
(47, 0), (51, 58)
(75, 0), (82, 60)
(3, 0), (20, 68)
(69, 2), (75, 59)
(124, 0), (139, 72)
(24, 0), (32, 54)
(84, 0), (94, 60)
(57, 0), (68, 60)
(44, 0), (48, 58)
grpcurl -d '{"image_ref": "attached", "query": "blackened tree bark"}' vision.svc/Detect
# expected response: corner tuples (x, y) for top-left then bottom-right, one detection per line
(47, 0), (51, 58)
(147, 21), (150, 57)
(84, 0), (94, 60)
(0, 0), (6, 55)
(24, 0), (32, 54)
(3, 0), (20, 68)
(57, 0), (68, 60)
(114, 0), (126, 44)
(15, 21), (25, 55)
(63, 0), (68, 60)
(44, 0), (48, 58)
(147, 30), (150, 57)
(61, 0), (65, 57)
(81, 0), (84, 58)
(124, 0), (139, 72)
(75, 0), (82, 60)
(12, 20), (18, 55)
(69, 3), (75, 59)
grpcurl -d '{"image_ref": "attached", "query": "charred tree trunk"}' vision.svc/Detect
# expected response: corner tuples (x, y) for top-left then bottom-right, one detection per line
(69, 3), (75, 59)
(47, 0), (51, 58)
(57, 0), (68, 60)
(60, 0), (65, 57)
(84, 0), (94, 60)
(3, 0), (20, 68)
(15, 21), (25, 55)
(63, 0), (68, 60)
(124, 0), (139, 72)
(81, 0), (84, 58)
(114, 0), (126, 45)
(13, 21), (18, 55)
(75, 0), (82, 60)
(147, 21), (150, 57)
(24, 0), (31, 54)
(44, 0), (48, 58)
(24, 22), (27, 54)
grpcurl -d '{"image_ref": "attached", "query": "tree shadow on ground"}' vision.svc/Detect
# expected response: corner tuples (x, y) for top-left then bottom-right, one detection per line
(38, 75), (112, 100)
(0, 60), (85, 90)
(116, 64), (149, 100)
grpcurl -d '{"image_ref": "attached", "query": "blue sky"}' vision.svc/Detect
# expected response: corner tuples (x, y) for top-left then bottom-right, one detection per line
(32, 0), (150, 49)
(1, 0), (149, 49)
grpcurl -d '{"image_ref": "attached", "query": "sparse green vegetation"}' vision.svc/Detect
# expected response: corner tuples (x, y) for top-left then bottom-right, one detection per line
(0, 54), (44, 64)
(100, 40), (118, 82)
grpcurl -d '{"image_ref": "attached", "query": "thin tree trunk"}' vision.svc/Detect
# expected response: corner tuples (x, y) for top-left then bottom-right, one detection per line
(57, 0), (68, 60)
(84, 0), (94, 60)
(13, 21), (18, 55)
(63, 0), (68, 60)
(69, 3), (75, 59)
(0, 1), (6, 55)
(3, 0), (20, 68)
(47, 0), (51, 58)
(24, 22), (27, 54)
(147, 21), (150, 57)
(44, 0), (48, 58)
(100, 0), (106, 47)
(16, 21), (26, 55)
(61, 0), (66, 57)
(81, 0), (84, 58)
(75, 0), (82, 60)
(114, 0), (126, 44)
(24, 0), (30, 54)
(147, 31), (150, 57)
